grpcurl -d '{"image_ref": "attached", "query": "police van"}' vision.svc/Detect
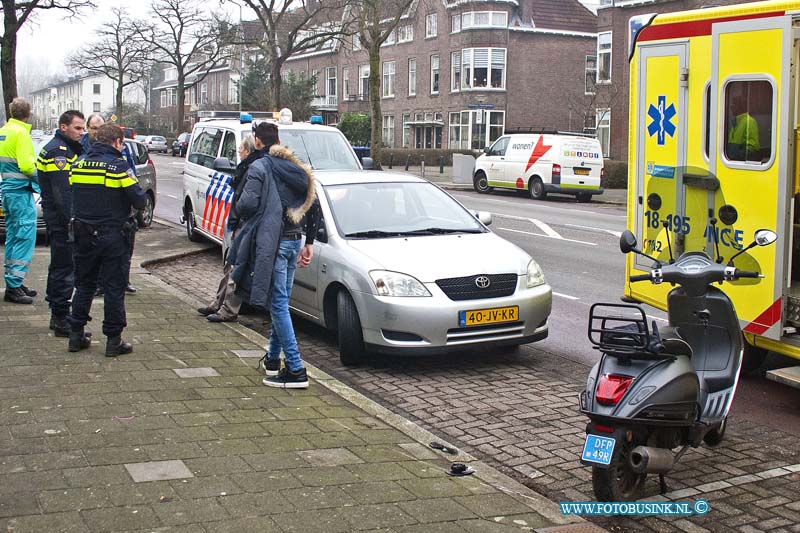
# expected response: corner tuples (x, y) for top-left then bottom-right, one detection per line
(473, 132), (605, 202)
(181, 109), (367, 251)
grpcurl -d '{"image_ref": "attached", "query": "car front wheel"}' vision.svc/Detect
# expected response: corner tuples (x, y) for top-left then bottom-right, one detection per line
(337, 291), (366, 366)
(184, 202), (203, 242)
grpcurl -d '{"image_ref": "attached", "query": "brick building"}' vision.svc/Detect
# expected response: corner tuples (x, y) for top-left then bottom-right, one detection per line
(285, 0), (597, 151)
(596, 0), (755, 162)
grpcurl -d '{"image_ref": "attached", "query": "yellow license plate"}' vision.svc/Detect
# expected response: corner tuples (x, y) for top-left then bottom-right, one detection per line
(574, 168), (590, 176)
(459, 306), (519, 327)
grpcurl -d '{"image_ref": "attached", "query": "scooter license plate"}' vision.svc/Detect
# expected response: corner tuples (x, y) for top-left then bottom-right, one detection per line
(582, 434), (615, 466)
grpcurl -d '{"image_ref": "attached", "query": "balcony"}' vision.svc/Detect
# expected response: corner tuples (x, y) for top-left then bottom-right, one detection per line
(338, 94), (371, 113)
(311, 95), (338, 110)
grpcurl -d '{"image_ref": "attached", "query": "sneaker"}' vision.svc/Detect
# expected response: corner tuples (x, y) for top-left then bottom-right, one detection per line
(197, 306), (216, 316)
(257, 355), (281, 376)
(207, 313), (237, 323)
(262, 367), (309, 389)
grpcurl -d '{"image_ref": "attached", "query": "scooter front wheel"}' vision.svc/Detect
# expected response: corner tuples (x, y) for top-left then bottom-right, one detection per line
(592, 450), (646, 502)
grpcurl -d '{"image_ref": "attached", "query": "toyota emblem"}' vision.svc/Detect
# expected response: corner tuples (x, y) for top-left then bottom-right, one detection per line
(475, 276), (491, 289)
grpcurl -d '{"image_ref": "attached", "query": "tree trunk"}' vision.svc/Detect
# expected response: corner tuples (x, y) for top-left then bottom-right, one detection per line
(368, 46), (382, 169)
(270, 58), (282, 110)
(1, 5), (19, 120)
(176, 73), (186, 133)
(115, 77), (124, 118)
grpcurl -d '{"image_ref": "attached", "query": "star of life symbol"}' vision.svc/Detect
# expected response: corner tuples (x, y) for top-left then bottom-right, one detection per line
(647, 95), (676, 146)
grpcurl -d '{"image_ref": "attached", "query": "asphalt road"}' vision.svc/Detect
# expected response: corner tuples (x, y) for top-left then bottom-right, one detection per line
(147, 156), (798, 436)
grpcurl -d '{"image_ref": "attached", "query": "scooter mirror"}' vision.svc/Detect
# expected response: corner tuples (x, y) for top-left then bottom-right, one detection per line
(754, 229), (777, 246)
(620, 230), (638, 254)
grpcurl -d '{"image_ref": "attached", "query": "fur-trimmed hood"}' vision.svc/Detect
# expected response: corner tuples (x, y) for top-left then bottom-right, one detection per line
(269, 144), (316, 224)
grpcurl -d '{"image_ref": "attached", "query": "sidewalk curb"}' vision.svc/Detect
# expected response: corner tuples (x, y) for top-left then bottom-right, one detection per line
(141, 262), (583, 527)
(434, 182), (627, 207)
(137, 218), (217, 269)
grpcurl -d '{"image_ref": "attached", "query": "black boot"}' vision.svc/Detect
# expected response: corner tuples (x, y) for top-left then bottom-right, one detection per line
(50, 315), (71, 338)
(4, 287), (33, 304)
(105, 336), (133, 357)
(20, 285), (37, 297)
(68, 330), (92, 352)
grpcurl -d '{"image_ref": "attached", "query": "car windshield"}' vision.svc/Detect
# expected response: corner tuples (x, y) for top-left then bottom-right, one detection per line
(280, 130), (360, 171)
(326, 181), (485, 238)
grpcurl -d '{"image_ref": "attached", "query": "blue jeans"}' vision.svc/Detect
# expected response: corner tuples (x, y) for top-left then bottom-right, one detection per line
(267, 239), (303, 371)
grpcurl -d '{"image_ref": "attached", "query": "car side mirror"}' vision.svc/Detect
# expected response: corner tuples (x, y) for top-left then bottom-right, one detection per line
(474, 210), (492, 226)
(619, 230), (638, 254)
(213, 157), (235, 173)
(483, 146), (491, 155)
(361, 157), (374, 170)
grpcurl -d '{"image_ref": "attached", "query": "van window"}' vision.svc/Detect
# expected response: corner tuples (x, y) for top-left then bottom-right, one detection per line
(220, 130), (237, 163)
(188, 127), (223, 168)
(488, 136), (509, 156)
(703, 84), (710, 160)
(723, 80), (773, 165)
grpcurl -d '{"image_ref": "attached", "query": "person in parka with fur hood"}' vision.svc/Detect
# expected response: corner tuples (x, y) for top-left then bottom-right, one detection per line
(228, 122), (319, 388)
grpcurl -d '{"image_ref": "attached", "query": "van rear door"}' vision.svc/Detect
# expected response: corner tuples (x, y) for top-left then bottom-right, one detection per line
(559, 137), (603, 191)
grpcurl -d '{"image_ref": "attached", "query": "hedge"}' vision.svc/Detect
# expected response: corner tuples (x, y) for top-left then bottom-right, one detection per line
(603, 159), (628, 190)
(380, 148), (479, 168)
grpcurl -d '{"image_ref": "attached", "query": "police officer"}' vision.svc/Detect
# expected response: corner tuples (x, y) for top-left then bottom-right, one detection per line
(36, 110), (85, 335)
(0, 98), (39, 304)
(67, 124), (145, 356)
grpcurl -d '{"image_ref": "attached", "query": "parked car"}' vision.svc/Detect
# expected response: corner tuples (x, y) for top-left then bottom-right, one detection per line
(123, 138), (157, 227)
(171, 132), (191, 157)
(141, 135), (168, 154)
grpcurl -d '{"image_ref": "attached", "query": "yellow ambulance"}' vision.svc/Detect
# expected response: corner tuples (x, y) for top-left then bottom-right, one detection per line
(625, 1), (800, 384)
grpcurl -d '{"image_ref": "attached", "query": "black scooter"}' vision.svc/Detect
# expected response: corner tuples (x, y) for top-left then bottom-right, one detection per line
(578, 226), (777, 501)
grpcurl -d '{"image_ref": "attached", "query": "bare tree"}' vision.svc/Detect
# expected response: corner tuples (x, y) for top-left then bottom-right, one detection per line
(355, 0), (417, 168)
(236, 0), (349, 109)
(67, 8), (149, 118)
(1, 0), (96, 117)
(138, 0), (235, 131)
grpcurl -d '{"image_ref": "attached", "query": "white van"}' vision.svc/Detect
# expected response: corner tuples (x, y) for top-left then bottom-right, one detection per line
(473, 133), (604, 202)
(181, 110), (365, 251)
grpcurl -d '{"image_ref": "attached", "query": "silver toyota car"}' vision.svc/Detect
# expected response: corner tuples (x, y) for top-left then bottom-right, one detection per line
(292, 170), (552, 365)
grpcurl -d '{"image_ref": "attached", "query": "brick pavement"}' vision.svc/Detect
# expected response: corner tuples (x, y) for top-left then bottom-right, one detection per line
(0, 225), (586, 532)
(149, 244), (800, 533)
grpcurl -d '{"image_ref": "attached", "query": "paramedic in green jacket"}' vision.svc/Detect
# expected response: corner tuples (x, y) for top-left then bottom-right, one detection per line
(727, 96), (760, 162)
(0, 98), (39, 304)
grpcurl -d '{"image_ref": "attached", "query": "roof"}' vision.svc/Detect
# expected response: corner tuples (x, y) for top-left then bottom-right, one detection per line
(516, 0), (597, 33)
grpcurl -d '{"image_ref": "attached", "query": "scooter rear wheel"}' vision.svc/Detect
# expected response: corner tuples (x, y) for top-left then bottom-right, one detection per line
(592, 449), (646, 502)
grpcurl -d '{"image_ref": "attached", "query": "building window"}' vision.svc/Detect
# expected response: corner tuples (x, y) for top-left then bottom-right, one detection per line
(460, 48), (506, 90)
(430, 55), (439, 95)
(326, 67), (337, 98)
(406, 58), (417, 96)
(723, 79), (773, 165)
(160, 90), (167, 108)
(169, 88), (177, 106)
(382, 29), (396, 46)
(359, 65), (370, 100)
(449, 112), (463, 148)
(343, 68), (350, 100)
(230, 73), (240, 104)
(353, 34), (361, 51)
(164, 67), (177, 81)
(461, 11), (507, 30)
(93, 102), (101, 112)
(398, 25), (413, 43)
(585, 56), (597, 95)
(402, 113), (411, 147)
(597, 32), (612, 83)
(93, 83), (101, 95)
(200, 83), (208, 104)
(451, 52), (461, 92)
(451, 14), (461, 33)
(596, 108), (611, 157)
(382, 61), (395, 98)
(426, 14), (437, 38)
(382, 115), (395, 147)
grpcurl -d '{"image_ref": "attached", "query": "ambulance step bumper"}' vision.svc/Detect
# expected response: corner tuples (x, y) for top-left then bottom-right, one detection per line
(786, 295), (800, 327)
(766, 365), (800, 389)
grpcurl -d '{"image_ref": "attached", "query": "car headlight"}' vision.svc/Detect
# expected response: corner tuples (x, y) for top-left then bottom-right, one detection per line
(526, 259), (545, 288)
(369, 270), (431, 297)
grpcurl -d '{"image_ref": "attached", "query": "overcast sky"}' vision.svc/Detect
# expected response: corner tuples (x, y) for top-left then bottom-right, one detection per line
(17, 0), (600, 76)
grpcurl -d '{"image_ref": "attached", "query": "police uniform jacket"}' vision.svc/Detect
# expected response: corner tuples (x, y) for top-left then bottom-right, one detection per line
(36, 130), (84, 226)
(70, 142), (146, 226)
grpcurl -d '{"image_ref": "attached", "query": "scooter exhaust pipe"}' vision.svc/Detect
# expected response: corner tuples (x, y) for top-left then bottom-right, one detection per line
(629, 446), (675, 474)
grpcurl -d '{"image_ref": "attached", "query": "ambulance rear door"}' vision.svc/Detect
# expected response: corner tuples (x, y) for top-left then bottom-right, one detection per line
(710, 15), (792, 340)
(631, 41), (689, 295)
